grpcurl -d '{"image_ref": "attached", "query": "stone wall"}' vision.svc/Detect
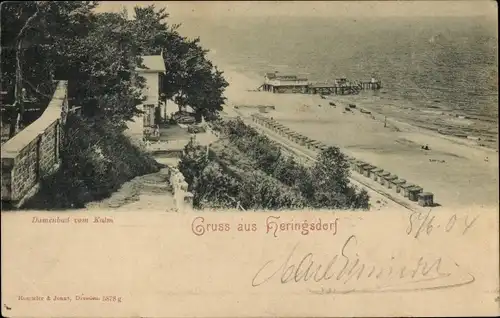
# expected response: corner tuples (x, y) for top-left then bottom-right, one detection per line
(1, 81), (68, 207)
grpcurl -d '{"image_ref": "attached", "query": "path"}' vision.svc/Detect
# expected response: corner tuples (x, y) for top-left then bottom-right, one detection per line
(87, 122), (218, 211)
(86, 168), (176, 211)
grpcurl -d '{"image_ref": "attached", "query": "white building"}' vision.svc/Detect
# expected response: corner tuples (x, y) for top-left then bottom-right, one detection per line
(136, 55), (166, 127)
(262, 72), (309, 93)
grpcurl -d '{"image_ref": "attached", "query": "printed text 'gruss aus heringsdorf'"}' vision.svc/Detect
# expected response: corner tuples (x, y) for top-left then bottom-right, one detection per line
(191, 215), (339, 237)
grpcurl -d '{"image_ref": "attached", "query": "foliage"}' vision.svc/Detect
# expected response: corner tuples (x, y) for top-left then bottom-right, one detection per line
(191, 161), (241, 209)
(178, 117), (369, 211)
(2, 2), (229, 208)
(1, 2), (92, 134)
(69, 10), (145, 120)
(311, 147), (369, 209)
(273, 155), (314, 201)
(212, 118), (370, 210)
(178, 138), (209, 186)
(237, 171), (306, 210)
(2, 2), (228, 128)
(130, 5), (229, 120)
(179, 139), (306, 210)
(1, 1), (145, 126)
(23, 114), (162, 209)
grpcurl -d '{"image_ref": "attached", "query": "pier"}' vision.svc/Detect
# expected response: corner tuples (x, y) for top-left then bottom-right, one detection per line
(259, 72), (381, 95)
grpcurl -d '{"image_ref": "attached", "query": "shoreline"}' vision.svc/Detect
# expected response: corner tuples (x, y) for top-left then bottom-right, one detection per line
(207, 52), (497, 151)
(326, 94), (498, 153)
(213, 59), (499, 209)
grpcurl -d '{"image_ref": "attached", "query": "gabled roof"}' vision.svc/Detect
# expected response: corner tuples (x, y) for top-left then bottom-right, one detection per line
(136, 55), (166, 73)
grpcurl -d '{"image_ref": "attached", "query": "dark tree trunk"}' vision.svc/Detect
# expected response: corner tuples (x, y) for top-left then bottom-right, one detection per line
(8, 107), (18, 138)
(13, 3), (44, 134)
(14, 39), (24, 133)
(194, 111), (202, 123)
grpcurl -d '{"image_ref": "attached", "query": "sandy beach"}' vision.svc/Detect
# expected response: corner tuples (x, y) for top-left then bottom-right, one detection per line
(216, 62), (499, 209)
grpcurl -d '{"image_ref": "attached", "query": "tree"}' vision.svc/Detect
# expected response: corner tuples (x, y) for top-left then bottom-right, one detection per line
(313, 147), (350, 193)
(178, 138), (210, 186)
(351, 188), (370, 210)
(242, 171), (305, 210)
(67, 10), (145, 121)
(311, 147), (369, 209)
(216, 118), (370, 209)
(1, 1), (144, 133)
(192, 161), (241, 209)
(272, 156), (314, 203)
(130, 5), (229, 120)
(2, 2), (227, 136)
(11, 2), (44, 134)
(1, 1), (98, 137)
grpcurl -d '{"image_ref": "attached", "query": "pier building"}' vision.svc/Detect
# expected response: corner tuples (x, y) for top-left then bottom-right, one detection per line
(260, 72), (381, 95)
(262, 72), (309, 93)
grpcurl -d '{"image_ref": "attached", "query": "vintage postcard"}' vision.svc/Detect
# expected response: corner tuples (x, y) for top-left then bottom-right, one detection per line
(1, 0), (499, 317)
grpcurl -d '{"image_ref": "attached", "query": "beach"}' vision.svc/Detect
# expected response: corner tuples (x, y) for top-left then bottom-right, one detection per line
(216, 62), (499, 209)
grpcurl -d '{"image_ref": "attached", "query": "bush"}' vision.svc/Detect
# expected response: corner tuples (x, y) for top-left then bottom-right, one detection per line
(311, 147), (369, 209)
(178, 139), (210, 187)
(23, 115), (162, 209)
(180, 139), (306, 210)
(183, 118), (370, 210)
(191, 161), (241, 209)
(272, 156), (314, 200)
(239, 171), (305, 210)
(215, 118), (370, 210)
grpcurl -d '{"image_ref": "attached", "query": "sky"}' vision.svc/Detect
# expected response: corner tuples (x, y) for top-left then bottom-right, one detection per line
(95, 1), (498, 21)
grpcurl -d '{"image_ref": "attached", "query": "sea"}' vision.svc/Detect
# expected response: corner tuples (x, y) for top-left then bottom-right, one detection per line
(177, 15), (498, 144)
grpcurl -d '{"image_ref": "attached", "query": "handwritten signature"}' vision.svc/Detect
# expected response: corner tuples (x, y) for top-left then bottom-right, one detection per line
(251, 235), (475, 294)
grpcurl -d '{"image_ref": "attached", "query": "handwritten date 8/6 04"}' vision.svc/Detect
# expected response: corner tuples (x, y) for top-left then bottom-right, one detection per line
(407, 209), (479, 239)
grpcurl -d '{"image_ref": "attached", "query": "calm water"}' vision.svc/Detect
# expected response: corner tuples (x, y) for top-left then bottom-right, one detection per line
(179, 15), (498, 136)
